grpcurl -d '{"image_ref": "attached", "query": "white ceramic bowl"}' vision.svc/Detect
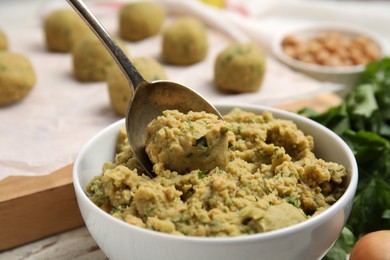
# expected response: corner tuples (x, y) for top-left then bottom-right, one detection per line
(272, 22), (387, 97)
(73, 103), (358, 260)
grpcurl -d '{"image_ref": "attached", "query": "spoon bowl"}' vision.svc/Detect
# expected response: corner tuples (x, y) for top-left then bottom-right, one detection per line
(67, 0), (222, 176)
(128, 80), (224, 175)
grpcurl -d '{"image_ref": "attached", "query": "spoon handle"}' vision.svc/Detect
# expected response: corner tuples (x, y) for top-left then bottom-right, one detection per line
(66, 0), (145, 89)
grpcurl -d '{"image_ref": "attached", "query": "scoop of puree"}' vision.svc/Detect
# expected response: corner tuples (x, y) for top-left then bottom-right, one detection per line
(86, 109), (347, 237)
(145, 110), (234, 174)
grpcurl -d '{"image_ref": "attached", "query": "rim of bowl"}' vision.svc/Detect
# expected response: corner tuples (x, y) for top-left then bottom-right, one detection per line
(73, 102), (358, 244)
(272, 21), (388, 75)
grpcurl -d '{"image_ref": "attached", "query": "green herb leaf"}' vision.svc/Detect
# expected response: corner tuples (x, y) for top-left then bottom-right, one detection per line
(226, 198), (233, 205)
(145, 209), (154, 217)
(383, 209), (390, 219)
(347, 179), (390, 235)
(196, 136), (208, 148)
(198, 170), (208, 179)
(111, 206), (126, 215)
(285, 196), (299, 207)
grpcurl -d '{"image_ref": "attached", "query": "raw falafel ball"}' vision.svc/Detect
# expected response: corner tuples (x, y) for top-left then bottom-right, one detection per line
(72, 34), (129, 82)
(44, 8), (90, 52)
(214, 42), (266, 93)
(162, 16), (208, 65)
(0, 29), (8, 50)
(0, 52), (36, 106)
(107, 56), (167, 116)
(119, 2), (165, 41)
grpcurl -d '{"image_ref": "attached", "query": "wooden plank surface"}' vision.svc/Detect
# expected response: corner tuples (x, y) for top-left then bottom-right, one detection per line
(0, 93), (341, 251)
(0, 164), (73, 201)
(0, 165), (84, 251)
(0, 227), (107, 259)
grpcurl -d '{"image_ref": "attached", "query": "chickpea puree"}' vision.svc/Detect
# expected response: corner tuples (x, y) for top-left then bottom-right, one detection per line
(86, 109), (347, 237)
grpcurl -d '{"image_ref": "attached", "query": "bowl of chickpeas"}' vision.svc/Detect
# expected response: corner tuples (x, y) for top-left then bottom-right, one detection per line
(272, 22), (387, 96)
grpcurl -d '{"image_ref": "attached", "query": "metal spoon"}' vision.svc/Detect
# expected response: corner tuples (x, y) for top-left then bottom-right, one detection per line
(67, 0), (222, 176)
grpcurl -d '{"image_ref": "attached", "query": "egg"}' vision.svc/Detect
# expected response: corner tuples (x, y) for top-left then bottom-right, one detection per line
(350, 230), (390, 260)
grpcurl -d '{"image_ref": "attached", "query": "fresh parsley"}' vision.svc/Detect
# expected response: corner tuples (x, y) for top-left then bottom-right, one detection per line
(299, 57), (390, 259)
(285, 196), (300, 207)
(196, 136), (208, 148)
(198, 170), (208, 179)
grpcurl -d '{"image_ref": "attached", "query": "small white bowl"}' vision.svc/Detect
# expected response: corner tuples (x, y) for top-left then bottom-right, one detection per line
(272, 22), (387, 96)
(73, 103), (358, 260)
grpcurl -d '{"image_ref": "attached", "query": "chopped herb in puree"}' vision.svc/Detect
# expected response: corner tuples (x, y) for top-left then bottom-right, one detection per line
(86, 109), (347, 237)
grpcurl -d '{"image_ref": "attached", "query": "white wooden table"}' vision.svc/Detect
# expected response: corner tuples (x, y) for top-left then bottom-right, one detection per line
(0, 227), (107, 260)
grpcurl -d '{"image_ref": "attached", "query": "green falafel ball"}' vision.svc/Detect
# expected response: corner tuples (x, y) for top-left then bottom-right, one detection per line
(44, 8), (90, 52)
(214, 42), (266, 93)
(162, 16), (208, 65)
(107, 56), (167, 116)
(119, 2), (166, 41)
(0, 52), (36, 106)
(72, 34), (129, 82)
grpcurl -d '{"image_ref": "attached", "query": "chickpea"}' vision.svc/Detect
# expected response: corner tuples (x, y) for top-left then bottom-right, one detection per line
(364, 43), (381, 60)
(339, 37), (353, 48)
(350, 48), (365, 65)
(298, 53), (315, 64)
(315, 49), (331, 65)
(354, 36), (371, 48)
(327, 31), (342, 40)
(324, 55), (343, 66)
(335, 47), (349, 60)
(282, 35), (299, 46)
(342, 58), (354, 67)
(314, 32), (328, 44)
(295, 42), (308, 56)
(324, 39), (338, 53)
(307, 40), (322, 55)
(283, 45), (298, 58)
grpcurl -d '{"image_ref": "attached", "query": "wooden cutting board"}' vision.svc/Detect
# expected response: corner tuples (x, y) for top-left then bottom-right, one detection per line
(0, 93), (341, 251)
